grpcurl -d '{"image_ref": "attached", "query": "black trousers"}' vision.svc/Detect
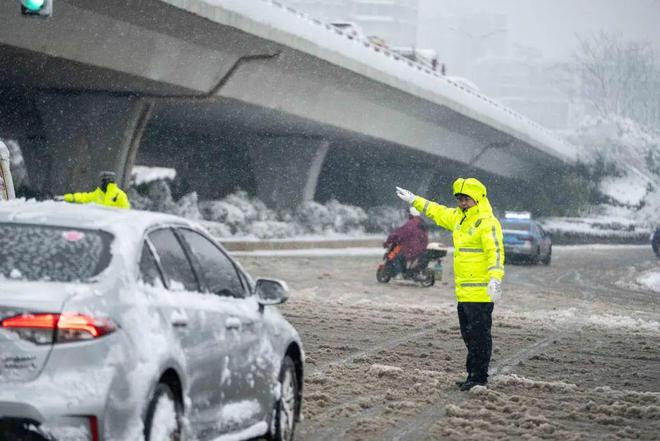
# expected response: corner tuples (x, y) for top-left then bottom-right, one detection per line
(457, 302), (494, 383)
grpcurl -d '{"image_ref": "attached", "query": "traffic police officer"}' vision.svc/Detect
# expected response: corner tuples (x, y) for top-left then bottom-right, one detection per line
(61, 171), (131, 209)
(396, 177), (504, 390)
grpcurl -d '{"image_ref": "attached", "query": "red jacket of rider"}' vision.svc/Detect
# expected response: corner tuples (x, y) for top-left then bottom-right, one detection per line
(384, 216), (428, 260)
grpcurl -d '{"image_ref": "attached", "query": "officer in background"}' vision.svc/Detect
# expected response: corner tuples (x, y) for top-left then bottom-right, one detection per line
(396, 178), (504, 391)
(60, 171), (130, 209)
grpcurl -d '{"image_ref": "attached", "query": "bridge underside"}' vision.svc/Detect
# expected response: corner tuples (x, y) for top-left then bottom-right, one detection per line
(0, 0), (572, 210)
(0, 86), (563, 213)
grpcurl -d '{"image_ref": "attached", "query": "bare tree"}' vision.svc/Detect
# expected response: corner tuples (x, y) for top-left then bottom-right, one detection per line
(572, 31), (660, 127)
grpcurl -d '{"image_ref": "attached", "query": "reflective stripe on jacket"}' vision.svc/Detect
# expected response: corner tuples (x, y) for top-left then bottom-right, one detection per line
(64, 182), (131, 209)
(412, 180), (504, 303)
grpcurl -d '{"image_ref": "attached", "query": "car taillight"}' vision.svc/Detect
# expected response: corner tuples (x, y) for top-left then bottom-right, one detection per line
(0, 313), (116, 345)
(89, 415), (99, 441)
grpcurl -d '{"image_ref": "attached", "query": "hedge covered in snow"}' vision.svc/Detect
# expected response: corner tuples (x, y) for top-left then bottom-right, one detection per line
(128, 180), (407, 239)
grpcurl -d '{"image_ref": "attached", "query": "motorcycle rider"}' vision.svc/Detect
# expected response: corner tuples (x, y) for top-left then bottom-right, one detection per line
(383, 206), (429, 278)
(395, 178), (504, 391)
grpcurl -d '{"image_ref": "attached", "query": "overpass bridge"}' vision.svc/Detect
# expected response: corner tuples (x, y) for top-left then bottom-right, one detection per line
(0, 0), (576, 209)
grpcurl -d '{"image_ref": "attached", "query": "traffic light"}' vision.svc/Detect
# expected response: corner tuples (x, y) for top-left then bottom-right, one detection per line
(21, 0), (53, 17)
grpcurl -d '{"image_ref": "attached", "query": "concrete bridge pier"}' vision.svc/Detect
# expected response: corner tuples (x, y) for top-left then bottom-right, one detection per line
(247, 136), (330, 210)
(360, 160), (444, 207)
(35, 93), (152, 194)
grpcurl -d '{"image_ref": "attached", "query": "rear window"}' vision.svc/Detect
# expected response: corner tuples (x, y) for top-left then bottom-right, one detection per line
(501, 220), (531, 232)
(0, 223), (113, 282)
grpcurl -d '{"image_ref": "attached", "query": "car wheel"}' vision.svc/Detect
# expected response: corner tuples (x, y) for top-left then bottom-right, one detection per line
(531, 247), (541, 265)
(144, 383), (182, 441)
(271, 356), (299, 441)
(541, 247), (552, 265)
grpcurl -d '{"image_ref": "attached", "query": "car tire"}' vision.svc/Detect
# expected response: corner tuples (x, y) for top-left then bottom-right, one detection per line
(270, 356), (299, 441)
(531, 247), (541, 265)
(541, 247), (552, 265)
(144, 383), (182, 441)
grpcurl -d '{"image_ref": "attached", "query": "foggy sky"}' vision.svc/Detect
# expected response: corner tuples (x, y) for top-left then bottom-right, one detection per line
(418, 0), (660, 61)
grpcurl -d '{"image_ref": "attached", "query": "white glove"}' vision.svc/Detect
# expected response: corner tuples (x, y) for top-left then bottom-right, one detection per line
(395, 186), (416, 204)
(54, 195), (65, 202)
(487, 278), (502, 302)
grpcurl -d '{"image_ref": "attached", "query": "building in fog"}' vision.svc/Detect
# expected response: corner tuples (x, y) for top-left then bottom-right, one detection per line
(285, 0), (419, 47)
(417, 6), (508, 78)
(417, 3), (579, 131)
(468, 50), (580, 130)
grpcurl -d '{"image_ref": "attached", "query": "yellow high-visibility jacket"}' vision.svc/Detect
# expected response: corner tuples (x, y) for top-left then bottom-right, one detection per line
(412, 178), (504, 302)
(64, 182), (131, 209)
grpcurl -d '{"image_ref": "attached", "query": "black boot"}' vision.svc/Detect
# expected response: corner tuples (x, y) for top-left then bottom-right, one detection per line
(459, 379), (487, 391)
(455, 376), (470, 388)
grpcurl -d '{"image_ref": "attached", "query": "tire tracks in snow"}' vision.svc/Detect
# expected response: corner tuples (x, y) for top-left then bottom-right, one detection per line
(384, 269), (597, 441)
(308, 328), (436, 376)
(298, 326), (438, 441)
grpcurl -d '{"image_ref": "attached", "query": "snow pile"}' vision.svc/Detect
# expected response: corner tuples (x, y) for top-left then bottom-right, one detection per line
(131, 165), (176, 186)
(585, 313), (660, 333)
(127, 181), (202, 221)
(293, 199), (368, 235)
(568, 115), (660, 225)
(541, 215), (649, 244)
(503, 308), (660, 334)
(128, 178), (401, 239)
(615, 263), (660, 293)
(637, 269), (660, 293)
(491, 374), (578, 393)
(368, 364), (404, 378)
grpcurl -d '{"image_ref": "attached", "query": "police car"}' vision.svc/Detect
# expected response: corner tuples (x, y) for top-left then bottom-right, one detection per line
(501, 211), (552, 265)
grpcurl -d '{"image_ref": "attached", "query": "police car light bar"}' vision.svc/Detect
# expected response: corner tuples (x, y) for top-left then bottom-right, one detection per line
(504, 211), (531, 219)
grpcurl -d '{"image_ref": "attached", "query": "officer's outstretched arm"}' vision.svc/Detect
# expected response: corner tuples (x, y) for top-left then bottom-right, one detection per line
(412, 197), (455, 231)
(63, 191), (95, 204)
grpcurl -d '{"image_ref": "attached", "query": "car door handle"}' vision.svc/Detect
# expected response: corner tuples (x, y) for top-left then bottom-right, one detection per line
(225, 317), (241, 330)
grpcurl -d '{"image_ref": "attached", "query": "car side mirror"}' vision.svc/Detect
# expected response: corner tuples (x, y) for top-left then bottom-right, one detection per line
(255, 278), (289, 305)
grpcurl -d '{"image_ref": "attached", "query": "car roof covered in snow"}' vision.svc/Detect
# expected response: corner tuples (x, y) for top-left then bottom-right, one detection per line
(0, 200), (196, 241)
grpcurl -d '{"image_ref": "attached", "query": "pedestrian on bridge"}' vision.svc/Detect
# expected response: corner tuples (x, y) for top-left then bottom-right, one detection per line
(395, 178), (504, 391)
(59, 171), (131, 209)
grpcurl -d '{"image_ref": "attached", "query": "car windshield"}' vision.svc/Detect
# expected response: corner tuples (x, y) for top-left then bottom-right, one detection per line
(0, 223), (114, 282)
(501, 220), (531, 232)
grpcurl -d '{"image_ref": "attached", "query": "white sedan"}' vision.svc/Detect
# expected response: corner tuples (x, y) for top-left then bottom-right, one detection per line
(0, 201), (303, 441)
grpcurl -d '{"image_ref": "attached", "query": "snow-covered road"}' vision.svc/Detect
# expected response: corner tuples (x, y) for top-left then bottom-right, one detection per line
(238, 245), (660, 440)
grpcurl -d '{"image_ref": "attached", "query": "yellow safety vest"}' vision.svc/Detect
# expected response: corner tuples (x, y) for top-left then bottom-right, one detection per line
(64, 182), (131, 209)
(412, 178), (504, 302)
